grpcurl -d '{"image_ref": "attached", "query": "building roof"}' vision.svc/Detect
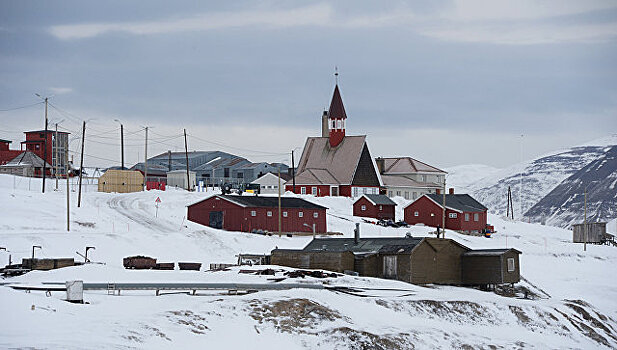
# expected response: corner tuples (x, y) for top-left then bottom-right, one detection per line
(303, 237), (424, 253)
(289, 135), (369, 185)
(463, 248), (522, 256)
(0, 139), (12, 143)
(252, 172), (292, 184)
(358, 194), (396, 206)
(422, 194), (487, 212)
(190, 194), (327, 210)
(167, 170), (196, 175)
(328, 84), (347, 120)
(24, 130), (70, 135)
(379, 157), (445, 174)
(380, 174), (442, 188)
(1, 151), (51, 168)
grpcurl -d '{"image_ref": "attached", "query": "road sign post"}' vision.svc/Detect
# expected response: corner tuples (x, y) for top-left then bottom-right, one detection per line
(155, 197), (161, 218)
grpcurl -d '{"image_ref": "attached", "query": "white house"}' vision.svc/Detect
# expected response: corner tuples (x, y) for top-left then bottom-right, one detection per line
(251, 172), (291, 195)
(375, 157), (446, 200)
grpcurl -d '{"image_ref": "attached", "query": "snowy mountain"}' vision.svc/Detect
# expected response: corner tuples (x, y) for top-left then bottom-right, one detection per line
(464, 135), (617, 223)
(1, 174), (617, 348)
(525, 145), (617, 228)
(444, 164), (500, 192)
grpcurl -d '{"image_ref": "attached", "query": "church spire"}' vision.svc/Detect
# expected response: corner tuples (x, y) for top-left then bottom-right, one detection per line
(327, 83), (347, 147)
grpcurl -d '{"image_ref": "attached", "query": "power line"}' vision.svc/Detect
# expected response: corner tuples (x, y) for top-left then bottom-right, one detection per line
(0, 101), (44, 112)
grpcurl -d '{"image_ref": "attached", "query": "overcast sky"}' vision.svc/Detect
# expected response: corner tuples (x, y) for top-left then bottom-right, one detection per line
(1, 1), (616, 169)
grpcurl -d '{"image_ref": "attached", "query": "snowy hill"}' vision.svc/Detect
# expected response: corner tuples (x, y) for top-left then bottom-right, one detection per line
(460, 135), (617, 226)
(1, 174), (617, 349)
(444, 164), (500, 192)
(526, 145), (617, 227)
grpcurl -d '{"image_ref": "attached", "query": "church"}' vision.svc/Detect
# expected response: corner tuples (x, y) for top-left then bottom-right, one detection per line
(285, 84), (382, 197)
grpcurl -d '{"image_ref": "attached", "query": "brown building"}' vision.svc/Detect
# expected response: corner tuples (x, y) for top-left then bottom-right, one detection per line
(461, 249), (521, 285)
(98, 170), (144, 193)
(353, 194), (396, 221)
(271, 236), (521, 286)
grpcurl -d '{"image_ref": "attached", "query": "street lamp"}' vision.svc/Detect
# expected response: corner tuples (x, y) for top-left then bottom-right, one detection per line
(303, 222), (316, 239)
(32, 245), (42, 260)
(114, 119), (124, 169)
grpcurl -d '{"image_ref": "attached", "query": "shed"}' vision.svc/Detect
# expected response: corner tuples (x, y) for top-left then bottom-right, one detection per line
(98, 170), (144, 193)
(461, 249), (521, 285)
(353, 194), (396, 220)
(572, 222), (607, 244)
(187, 195), (327, 234)
(166, 170), (196, 190)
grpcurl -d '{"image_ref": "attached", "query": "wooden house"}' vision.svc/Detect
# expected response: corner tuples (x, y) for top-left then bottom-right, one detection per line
(353, 194), (396, 220)
(461, 249), (521, 285)
(271, 236), (521, 286)
(187, 194), (327, 234)
(572, 222), (608, 244)
(404, 193), (488, 233)
(375, 157), (446, 200)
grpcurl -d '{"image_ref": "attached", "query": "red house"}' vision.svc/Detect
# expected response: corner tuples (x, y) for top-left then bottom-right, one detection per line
(187, 195), (327, 234)
(353, 194), (396, 220)
(285, 84), (382, 197)
(0, 139), (22, 165)
(404, 194), (488, 233)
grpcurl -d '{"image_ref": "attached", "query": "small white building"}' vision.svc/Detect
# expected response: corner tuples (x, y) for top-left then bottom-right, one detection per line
(251, 172), (291, 195)
(166, 170), (196, 190)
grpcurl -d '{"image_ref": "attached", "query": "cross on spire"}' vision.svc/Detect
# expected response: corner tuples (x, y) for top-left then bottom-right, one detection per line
(334, 66), (339, 85)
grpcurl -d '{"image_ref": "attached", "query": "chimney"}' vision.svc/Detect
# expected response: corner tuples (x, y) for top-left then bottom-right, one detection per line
(449, 188), (454, 194)
(375, 157), (385, 174)
(354, 223), (360, 245)
(321, 111), (329, 137)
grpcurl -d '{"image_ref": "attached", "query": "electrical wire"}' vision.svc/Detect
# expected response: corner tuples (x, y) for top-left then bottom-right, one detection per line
(0, 101), (44, 112)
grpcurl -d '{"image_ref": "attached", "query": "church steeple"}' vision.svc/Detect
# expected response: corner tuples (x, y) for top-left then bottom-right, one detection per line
(327, 84), (347, 147)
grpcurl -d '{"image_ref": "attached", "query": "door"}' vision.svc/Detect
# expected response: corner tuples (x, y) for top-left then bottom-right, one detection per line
(331, 186), (339, 196)
(383, 255), (397, 279)
(209, 211), (223, 229)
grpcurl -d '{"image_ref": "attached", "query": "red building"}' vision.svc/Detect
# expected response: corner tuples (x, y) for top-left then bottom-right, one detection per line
(285, 84), (382, 197)
(353, 194), (396, 220)
(187, 195), (327, 234)
(404, 193), (488, 233)
(0, 139), (22, 165)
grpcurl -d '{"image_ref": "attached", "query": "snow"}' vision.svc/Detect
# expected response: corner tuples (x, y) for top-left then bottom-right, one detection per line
(444, 164), (501, 192)
(1, 173), (616, 349)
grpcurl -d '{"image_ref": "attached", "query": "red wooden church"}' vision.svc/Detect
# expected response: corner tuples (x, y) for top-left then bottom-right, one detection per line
(285, 84), (382, 197)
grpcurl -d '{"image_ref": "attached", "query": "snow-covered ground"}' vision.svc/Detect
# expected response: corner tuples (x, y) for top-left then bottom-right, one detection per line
(1, 174), (616, 349)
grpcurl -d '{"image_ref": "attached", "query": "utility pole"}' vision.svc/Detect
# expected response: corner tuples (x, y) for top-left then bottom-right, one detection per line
(442, 178), (446, 239)
(184, 129), (191, 191)
(120, 123), (124, 169)
(144, 127), (148, 190)
(584, 189), (587, 252)
(77, 121), (86, 207)
(66, 143), (70, 231)
(168, 150), (172, 171)
(291, 150), (296, 193)
(278, 166), (282, 237)
(55, 123), (59, 190)
(42, 97), (48, 193)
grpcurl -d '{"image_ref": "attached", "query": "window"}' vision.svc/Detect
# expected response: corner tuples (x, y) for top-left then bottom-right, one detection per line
(224, 168), (230, 178)
(414, 211), (419, 217)
(312, 187), (317, 196)
(361, 205), (366, 211)
(331, 120), (336, 129)
(448, 213), (457, 218)
(283, 211), (288, 217)
(464, 213), (470, 221)
(301, 187), (306, 195)
(298, 211), (303, 218)
(396, 191), (401, 197)
(507, 258), (515, 272)
(353, 187), (359, 197)
(413, 192), (417, 200)
(474, 213), (479, 222)
(422, 175), (426, 182)
(267, 211), (272, 217)
(379, 205), (383, 211)
(388, 191), (393, 197)
(337, 120), (342, 129)
(313, 212), (318, 218)
(404, 192), (409, 200)
(251, 211), (256, 217)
